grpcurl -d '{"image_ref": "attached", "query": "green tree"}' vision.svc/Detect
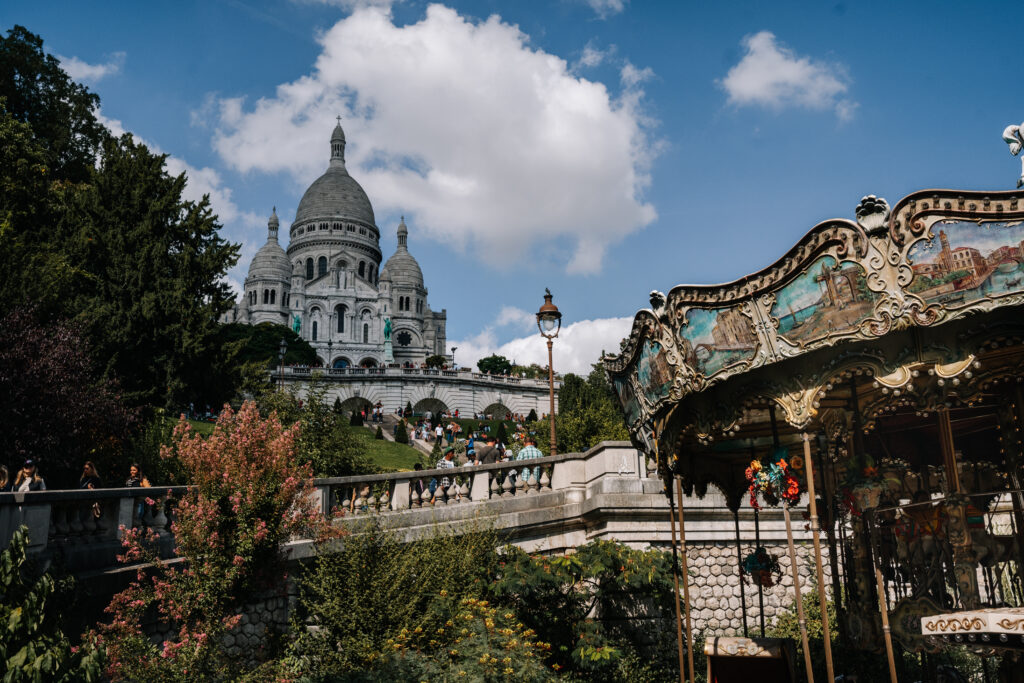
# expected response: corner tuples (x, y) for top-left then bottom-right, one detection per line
(0, 27), (240, 411)
(1, 527), (105, 681)
(0, 26), (106, 183)
(527, 408), (538, 422)
(477, 354), (512, 375)
(535, 363), (628, 454)
(217, 322), (316, 368)
(394, 419), (410, 445)
(256, 378), (371, 477)
(425, 354), (446, 368)
(67, 133), (239, 408)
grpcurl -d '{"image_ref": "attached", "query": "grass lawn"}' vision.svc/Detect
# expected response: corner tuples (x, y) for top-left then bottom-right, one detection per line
(186, 419), (216, 435)
(352, 428), (424, 472)
(186, 417), (422, 472)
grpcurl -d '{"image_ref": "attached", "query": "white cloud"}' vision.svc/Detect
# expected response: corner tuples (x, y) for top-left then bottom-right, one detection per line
(575, 41), (613, 70)
(451, 315), (633, 375)
(495, 306), (536, 332)
(719, 31), (855, 121)
(58, 52), (125, 83)
(582, 0), (626, 19)
(207, 4), (658, 274)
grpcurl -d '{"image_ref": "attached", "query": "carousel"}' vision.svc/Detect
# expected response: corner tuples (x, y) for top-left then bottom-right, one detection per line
(603, 184), (1024, 682)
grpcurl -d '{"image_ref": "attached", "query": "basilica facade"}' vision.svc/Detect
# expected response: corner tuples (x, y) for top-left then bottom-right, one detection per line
(223, 122), (447, 368)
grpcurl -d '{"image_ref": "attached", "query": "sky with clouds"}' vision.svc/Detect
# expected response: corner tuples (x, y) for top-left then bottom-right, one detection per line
(4, 0), (1022, 373)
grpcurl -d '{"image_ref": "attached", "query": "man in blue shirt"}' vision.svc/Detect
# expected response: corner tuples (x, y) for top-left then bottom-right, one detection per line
(516, 436), (544, 484)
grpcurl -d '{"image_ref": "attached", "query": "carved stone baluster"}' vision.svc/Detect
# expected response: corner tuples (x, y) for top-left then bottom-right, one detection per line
(366, 492), (377, 514)
(410, 485), (421, 508)
(528, 469), (541, 494)
(379, 487), (391, 512)
(459, 481), (470, 502)
(150, 496), (169, 537)
(80, 501), (98, 541)
(67, 501), (85, 544)
(489, 475), (499, 499)
(539, 468), (552, 491)
(340, 488), (352, 513)
(353, 490), (366, 515)
(516, 475), (527, 496)
(501, 474), (514, 498)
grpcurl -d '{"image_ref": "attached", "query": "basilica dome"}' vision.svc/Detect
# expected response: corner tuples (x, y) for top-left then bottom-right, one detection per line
(248, 208), (290, 281)
(382, 217), (424, 286)
(293, 122), (375, 227)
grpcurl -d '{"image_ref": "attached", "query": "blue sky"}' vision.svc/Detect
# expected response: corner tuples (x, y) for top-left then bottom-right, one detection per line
(5, 0), (1023, 372)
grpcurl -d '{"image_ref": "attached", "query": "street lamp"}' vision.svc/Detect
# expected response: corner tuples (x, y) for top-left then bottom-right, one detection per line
(278, 338), (288, 391)
(536, 288), (562, 456)
(451, 346), (458, 370)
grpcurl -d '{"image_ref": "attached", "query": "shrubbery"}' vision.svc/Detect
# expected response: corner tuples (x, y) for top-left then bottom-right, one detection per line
(92, 403), (334, 680)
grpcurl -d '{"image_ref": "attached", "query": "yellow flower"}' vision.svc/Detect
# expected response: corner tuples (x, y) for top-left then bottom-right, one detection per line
(458, 673), (467, 677)
(750, 460), (762, 472)
(439, 589), (448, 597)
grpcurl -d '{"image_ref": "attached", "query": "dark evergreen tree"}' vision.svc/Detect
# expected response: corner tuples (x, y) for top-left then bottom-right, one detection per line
(394, 419), (410, 444)
(526, 408), (538, 422)
(375, 426), (384, 440)
(333, 397), (344, 415)
(477, 354), (512, 375)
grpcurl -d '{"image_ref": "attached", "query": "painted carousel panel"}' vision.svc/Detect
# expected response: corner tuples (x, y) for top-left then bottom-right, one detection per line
(908, 220), (1024, 309)
(771, 254), (877, 347)
(679, 307), (757, 378)
(635, 338), (674, 406)
(611, 375), (642, 426)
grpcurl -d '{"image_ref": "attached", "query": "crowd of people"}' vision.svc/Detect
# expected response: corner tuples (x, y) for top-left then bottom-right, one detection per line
(0, 459), (154, 494)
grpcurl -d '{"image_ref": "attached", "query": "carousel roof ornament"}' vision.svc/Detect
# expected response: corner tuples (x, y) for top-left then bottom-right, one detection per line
(1002, 122), (1024, 188)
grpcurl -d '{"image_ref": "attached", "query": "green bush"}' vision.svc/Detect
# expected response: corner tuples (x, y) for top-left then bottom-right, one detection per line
(282, 520), (501, 677)
(375, 425), (384, 440)
(394, 419), (410, 444)
(1, 527), (105, 681)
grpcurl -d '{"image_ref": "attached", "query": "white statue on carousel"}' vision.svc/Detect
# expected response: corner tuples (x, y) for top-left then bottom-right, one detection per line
(1002, 122), (1024, 188)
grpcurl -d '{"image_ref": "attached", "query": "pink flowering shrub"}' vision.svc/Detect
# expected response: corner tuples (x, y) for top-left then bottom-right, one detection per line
(89, 402), (331, 680)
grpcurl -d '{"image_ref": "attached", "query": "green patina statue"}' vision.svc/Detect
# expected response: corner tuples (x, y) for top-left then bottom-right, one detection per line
(292, 314), (301, 334)
(384, 317), (392, 341)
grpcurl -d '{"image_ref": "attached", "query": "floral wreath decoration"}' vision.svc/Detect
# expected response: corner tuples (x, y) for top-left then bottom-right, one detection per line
(740, 546), (783, 588)
(745, 448), (802, 511)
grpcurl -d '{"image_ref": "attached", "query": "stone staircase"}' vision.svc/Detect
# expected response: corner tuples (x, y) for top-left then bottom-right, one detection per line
(364, 414), (433, 456)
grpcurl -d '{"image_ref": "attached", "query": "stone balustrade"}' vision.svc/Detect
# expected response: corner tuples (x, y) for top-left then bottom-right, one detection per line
(1, 443), (822, 635)
(280, 364), (556, 389)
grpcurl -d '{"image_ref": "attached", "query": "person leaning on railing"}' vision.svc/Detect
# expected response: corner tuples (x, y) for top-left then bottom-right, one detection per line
(516, 436), (543, 484)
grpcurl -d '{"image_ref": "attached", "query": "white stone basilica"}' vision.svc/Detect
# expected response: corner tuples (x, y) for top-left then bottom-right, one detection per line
(223, 122), (447, 368)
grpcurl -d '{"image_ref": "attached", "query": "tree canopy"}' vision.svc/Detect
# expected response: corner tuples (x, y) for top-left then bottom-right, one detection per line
(477, 354), (513, 375)
(0, 26), (240, 410)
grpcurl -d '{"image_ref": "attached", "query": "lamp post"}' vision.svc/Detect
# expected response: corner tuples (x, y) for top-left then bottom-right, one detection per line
(451, 346), (458, 370)
(278, 338), (288, 391)
(536, 289), (562, 456)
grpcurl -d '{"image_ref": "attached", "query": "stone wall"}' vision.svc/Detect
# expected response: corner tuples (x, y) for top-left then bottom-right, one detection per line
(143, 587), (296, 664)
(686, 540), (832, 636)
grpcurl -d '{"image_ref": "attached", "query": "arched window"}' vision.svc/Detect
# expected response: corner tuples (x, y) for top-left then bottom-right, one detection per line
(318, 256), (327, 278)
(263, 289), (269, 304)
(358, 262), (365, 278)
(335, 304), (346, 333)
(363, 323), (369, 344)
(305, 258), (314, 280)
(270, 290), (276, 305)
(312, 320), (318, 341)
(283, 293), (289, 307)
(249, 291), (255, 306)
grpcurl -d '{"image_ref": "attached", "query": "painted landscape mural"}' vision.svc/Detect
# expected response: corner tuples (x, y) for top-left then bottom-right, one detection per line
(679, 307), (756, 377)
(908, 220), (1024, 307)
(636, 339), (674, 405)
(771, 255), (876, 346)
(612, 375), (642, 425)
